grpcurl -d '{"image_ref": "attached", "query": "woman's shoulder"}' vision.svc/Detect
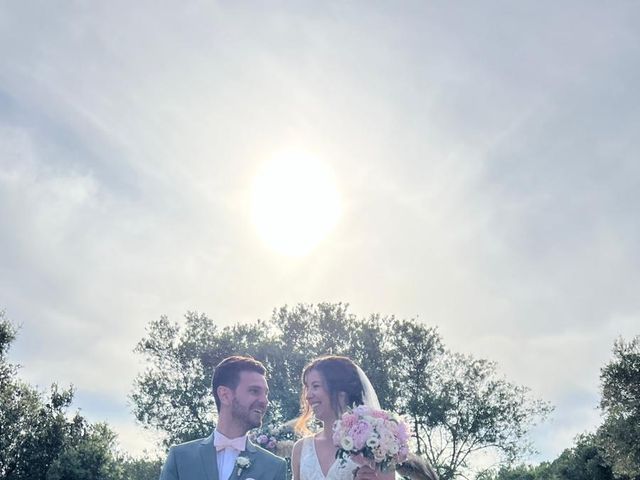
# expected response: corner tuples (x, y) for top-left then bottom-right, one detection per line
(292, 435), (317, 480)
(292, 435), (311, 459)
(293, 435), (311, 447)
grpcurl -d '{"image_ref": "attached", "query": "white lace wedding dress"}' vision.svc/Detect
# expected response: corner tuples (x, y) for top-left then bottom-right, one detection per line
(299, 437), (358, 480)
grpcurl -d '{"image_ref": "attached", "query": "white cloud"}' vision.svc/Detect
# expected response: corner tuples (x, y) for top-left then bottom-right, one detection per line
(1, 0), (639, 463)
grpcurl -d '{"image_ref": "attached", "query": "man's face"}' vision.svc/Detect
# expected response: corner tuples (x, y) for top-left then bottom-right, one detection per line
(230, 371), (269, 431)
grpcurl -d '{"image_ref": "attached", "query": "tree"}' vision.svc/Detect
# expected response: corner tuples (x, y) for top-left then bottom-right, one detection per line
(131, 313), (218, 447)
(409, 352), (551, 480)
(450, 335), (640, 480)
(482, 434), (615, 480)
(388, 319), (443, 456)
(131, 303), (369, 446)
(351, 314), (403, 412)
(549, 433), (615, 480)
(266, 303), (361, 420)
(477, 463), (550, 480)
(45, 422), (123, 480)
(130, 303), (551, 479)
(598, 335), (640, 479)
(0, 314), (74, 479)
(117, 455), (163, 480)
(0, 311), (126, 480)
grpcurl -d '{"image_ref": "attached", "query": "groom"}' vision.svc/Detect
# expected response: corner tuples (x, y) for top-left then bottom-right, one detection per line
(160, 356), (287, 480)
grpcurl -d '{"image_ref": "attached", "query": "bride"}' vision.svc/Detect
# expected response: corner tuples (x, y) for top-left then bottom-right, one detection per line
(291, 356), (395, 480)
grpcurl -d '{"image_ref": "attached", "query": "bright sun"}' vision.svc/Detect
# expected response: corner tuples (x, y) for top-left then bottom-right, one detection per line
(250, 150), (341, 256)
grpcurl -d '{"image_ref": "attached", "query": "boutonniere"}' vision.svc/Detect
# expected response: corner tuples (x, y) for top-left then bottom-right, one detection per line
(235, 456), (251, 476)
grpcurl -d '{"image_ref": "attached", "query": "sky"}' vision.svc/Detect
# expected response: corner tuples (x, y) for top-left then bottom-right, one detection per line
(1, 0), (639, 464)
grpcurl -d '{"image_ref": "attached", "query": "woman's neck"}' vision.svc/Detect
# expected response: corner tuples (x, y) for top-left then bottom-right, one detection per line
(318, 417), (337, 439)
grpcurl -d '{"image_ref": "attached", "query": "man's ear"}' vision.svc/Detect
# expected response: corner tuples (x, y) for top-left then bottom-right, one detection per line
(217, 385), (233, 407)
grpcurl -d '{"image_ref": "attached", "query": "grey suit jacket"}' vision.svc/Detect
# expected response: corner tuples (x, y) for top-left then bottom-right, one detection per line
(159, 433), (288, 480)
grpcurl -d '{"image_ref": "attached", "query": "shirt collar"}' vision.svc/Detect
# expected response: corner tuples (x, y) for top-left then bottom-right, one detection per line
(213, 429), (247, 451)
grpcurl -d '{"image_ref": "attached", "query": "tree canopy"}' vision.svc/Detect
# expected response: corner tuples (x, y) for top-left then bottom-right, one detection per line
(0, 311), (161, 480)
(598, 335), (640, 479)
(480, 335), (640, 480)
(131, 303), (551, 479)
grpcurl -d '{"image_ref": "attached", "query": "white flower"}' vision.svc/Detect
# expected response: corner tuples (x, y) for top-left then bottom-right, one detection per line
(340, 436), (354, 451)
(366, 435), (379, 448)
(235, 456), (251, 476)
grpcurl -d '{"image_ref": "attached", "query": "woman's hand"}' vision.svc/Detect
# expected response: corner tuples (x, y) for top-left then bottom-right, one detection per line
(354, 465), (395, 480)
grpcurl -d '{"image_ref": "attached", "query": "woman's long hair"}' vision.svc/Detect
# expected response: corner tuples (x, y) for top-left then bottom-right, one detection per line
(294, 355), (364, 435)
(398, 453), (439, 480)
(292, 356), (438, 479)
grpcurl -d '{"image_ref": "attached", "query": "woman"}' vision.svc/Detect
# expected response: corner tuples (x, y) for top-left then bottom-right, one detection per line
(291, 356), (395, 480)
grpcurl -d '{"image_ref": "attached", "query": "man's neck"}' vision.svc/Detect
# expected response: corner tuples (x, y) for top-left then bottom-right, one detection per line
(216, 416), (248, 439)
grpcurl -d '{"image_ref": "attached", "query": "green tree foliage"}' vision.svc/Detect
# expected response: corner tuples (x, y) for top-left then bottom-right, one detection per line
(483, 434), (615, 480)
(45, 422), (122, 480)
(0, 311), (149, 480)
(117, 456), (163, 480)
(130, 313), (218, 446)
(550, 434), (615, 480)
(414, 352), (552, 479)
(484, 333), (640, 480)
(598, 335), (640, 479)
(0, 315), (82, 478)
(131, 303), (551, 479)
(478, 463), (551, 480)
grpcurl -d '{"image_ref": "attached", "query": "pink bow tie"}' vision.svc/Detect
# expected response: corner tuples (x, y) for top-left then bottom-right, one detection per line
(214, 436), (246, 452)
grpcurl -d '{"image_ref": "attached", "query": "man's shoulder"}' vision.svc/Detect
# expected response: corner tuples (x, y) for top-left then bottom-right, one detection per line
(170, 435), (210, 453)
(251, 444), (287, 465)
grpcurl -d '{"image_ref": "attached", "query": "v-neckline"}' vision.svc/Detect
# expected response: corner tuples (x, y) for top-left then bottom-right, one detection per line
(311, 436), (337, 479)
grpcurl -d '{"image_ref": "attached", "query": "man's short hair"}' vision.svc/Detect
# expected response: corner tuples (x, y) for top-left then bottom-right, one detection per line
(211, 355), (266, 411)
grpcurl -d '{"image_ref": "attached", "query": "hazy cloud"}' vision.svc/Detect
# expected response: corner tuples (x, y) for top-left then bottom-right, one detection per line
(1, 1), (639, 459)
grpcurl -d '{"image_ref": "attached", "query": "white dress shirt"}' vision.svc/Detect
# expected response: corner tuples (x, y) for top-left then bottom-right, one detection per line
(214, 430), (247, 480)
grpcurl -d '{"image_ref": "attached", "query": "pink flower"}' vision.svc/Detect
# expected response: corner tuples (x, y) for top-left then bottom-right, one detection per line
(350, 420), (373, 450)
(353, 405), (369, 416)
(395, 420), (411, 443)
(372, 410), (389, 420)
(341, 412), (358, 429)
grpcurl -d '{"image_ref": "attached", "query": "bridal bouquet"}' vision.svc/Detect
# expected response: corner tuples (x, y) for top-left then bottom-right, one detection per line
(332, 405), (411, 472)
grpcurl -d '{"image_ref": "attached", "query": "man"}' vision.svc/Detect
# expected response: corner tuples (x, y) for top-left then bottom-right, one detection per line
(160, 356), (288, 480)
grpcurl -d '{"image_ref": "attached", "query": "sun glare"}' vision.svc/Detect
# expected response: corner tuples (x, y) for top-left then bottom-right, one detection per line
(250, 150), (341, 256)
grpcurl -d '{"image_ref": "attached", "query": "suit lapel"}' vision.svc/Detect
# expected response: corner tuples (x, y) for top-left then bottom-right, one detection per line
(234, 438), (257, 480)
(199, 433), (219, 480)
